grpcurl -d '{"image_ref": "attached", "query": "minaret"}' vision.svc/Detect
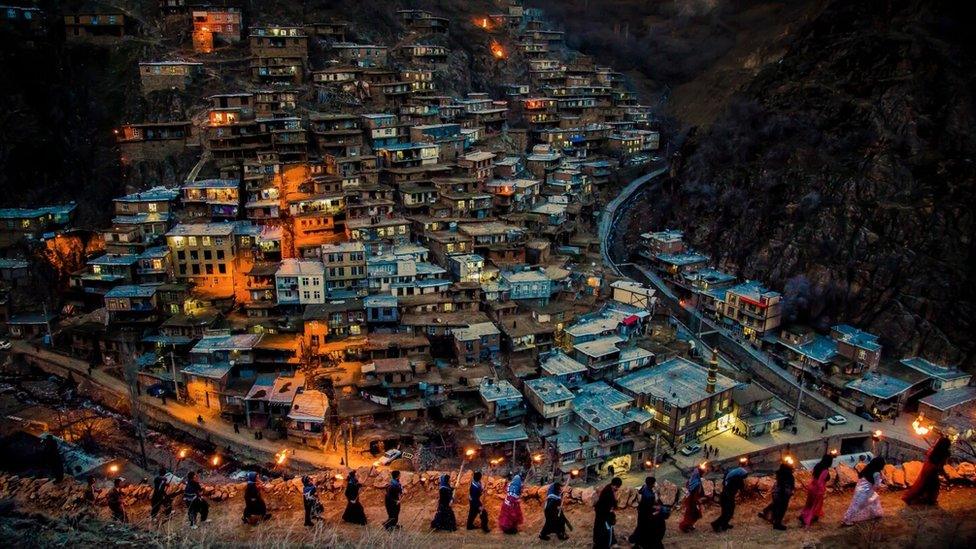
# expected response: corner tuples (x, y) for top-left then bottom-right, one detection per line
(706, 347), (718, 394)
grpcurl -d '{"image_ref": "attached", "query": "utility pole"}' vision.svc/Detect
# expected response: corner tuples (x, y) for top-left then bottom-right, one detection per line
(169, 345), (181, 402)
(651, 433), (660, 468)
(343, 421), (350, 467)
(792, 371), (804, 423)
(122, 343), (149, 468)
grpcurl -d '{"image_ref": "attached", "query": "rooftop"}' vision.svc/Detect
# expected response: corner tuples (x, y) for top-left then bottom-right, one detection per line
(918, 386), (976, 411)
(524, 377), (574, 405)
(655, 251), (709, 266)
(479, 379), (523, 402)
(104, 284), (158, 299)
(167, 223), (236, 237)
(614, 357), (740, 408)
(473, 423), (528, 445)
(899, 357), (970, 382)
(191, 333), (262, 353)
(845, 372), (914, 400)
(181, 362), (233, 380)
(288, 390), (329, 422)
(832, 324), (882, 352)
(540, 351), (587, 376)
(276, 259), (325, 277)
(574, 335), (624, 358)
(779, 333), (838, 364)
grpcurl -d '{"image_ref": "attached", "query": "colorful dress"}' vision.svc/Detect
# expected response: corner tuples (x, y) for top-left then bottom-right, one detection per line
(799, 469), (830, 526)
(678, 469), (703, 532)
(842, 472), (883, 525)
(498, 474), (524, 534)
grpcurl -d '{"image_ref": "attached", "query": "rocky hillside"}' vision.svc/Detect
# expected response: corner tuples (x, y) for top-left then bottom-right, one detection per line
(635, 0), (976, 368)
(2, 461), (976, 547)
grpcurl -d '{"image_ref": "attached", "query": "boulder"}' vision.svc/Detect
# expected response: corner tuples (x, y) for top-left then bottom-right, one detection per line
(943, 464), (963, 484)
(580, 487), (596, 504)
(834, 464), (858, 487)
(702, 479), (715, 498)
(756, 476), (775, 496)
(955, 461), (975, 480)
(903, 461), (923, 487)
(883, 464), (899, 487)
(570, 487), (583, 501)
(794, 470), (813, 490)
(890, 466), (907, 488)
(658, 480), (678, 504)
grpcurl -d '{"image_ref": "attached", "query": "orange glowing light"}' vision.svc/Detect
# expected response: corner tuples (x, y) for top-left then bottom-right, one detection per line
(829, 449), (839, 456)
(873, 430), (883, 438)
(490, 41), (505, 59)
(739, 457), (749, 464)
(783, 455), (795, 466)
(335, 473), (344, 481)
(211, 455), (221, 467)
(570, 469), (580, 477)
(699, 461), (708, 470)
(912, 415), (931, 436)
(373, 460), (381, 467)
(465, 448), (476, 458)
(108, 464), (120, 474)
(275, 449), (288, 465)
(489, 457), (504, 466)
(532, 453), (543, 463)
(178, 448), (189, 459)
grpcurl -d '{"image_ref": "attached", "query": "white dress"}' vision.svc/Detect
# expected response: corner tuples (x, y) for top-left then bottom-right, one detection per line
(842, 472), (883, 524)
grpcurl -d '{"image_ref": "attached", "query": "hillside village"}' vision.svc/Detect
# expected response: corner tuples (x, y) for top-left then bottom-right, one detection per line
(0, 0), (973, 491)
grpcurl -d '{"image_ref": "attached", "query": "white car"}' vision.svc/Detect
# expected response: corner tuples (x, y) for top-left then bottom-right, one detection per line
(679, 443), (702, 456)
(0, 340), (12, 351)
(379, 449), (402, 465)
(826, 414), (847, 426)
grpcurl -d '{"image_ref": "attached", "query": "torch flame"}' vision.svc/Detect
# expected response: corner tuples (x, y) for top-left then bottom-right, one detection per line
(178, 448), (189, 459)
(912, 415), (931, 436)
(211, 455), (221, 467)
(490, 41), (505, 59)
(570, 469), (580, 477)
(465, 448), (476, 457)
(783, 455), (795, 466)
(532, 453), (543, 463)
(739, 457), (749, 464)
(874, 429), (883, 438)
(275, 449), (288, 465)
(830, 449), (839, 456)
(108, 464), (119, 474)
(699, 461), (708, 470)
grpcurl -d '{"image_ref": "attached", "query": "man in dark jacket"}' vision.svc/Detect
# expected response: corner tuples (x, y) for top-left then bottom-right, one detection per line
(466, 470), (489, 532)
(593, 477), (622, 548)
(712, 466), (749, 532)
(107, 478), (126, 522)
(184, 471), (209, 528)
(150, 467), (172, 520)
(242, 471), (271, 524)
(383, 470), (403, 530)
(759, 460), (796, 530)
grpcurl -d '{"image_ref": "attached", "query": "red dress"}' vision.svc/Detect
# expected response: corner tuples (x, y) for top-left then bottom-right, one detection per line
(498, 483), (524, 534)
(678, 485), (703, 532)
(799, 469), (830, 526)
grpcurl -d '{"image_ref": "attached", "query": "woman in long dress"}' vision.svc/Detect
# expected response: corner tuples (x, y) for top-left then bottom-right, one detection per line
(539, 480), (569, 540)
(799, 454), (833, 526)
(341, 471), (368, 525)
(498, 472), (525, 534)
(678, 465), (704, 533)
(841, 456), (885, 526)
(431, 474), (458, 531)
(629, 477), (657, 545)
(903, 435), (951, 505)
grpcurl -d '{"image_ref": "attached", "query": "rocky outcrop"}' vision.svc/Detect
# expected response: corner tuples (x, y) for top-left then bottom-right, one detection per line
(639, 0), (976, 368)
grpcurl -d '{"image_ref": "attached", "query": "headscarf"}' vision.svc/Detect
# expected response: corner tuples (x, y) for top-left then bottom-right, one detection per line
(547, 481), (562, 501)
(812, 454), (834, 479)
(688, 466), (702, 493)
(302, 476), (316, 499)
(347, 470), (358, 485)
(301, 475), (312, 487)
(859, 456), (886, 481)
(508, 473), (523, 497)
(439, 473), (451, 489)
(247, 471), (257, 483)
(929, 436), (951, 466)
(724, 466), (748, 485)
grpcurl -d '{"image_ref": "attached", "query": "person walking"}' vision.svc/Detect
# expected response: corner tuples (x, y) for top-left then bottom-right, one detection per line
(242, 471), (271, 524)
(467, 470), (489, 532)
(302, 476), (323, 527)
(106, 478), (126, 523)
(184, 471), (209, 529)
(759, 459), (795, 530)
(383, 470), (403, 530)
(711, 465), (748, 532)
(430, 473), (458, 531)
(539, 480), (569, 541)
(799, 454), (833, 526)
(342, 470), (367, 525)
(629, 477), (658, 546)
(841, 457), (886, 526)
(679, 464), (705, 532)
(593, 477), (622, 549)
(903, 435), (951, 506)
(150, 467), (173, 521)
(498, 472), (525, 534)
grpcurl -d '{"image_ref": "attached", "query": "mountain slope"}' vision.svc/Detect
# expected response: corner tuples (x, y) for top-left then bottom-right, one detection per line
(637, 0), (976, 367)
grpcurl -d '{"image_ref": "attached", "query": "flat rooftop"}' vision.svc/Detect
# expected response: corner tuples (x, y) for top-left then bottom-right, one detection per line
(614, 357), (739, 408)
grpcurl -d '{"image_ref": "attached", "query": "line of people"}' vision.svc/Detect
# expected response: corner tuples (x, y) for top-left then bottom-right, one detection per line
(101, 436), (953, 543)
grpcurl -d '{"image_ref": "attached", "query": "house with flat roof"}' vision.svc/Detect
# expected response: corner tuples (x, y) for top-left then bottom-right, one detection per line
(539, 350), (587, 388)
(478, 378), (525, 422)
(899, 357), (971, 391)
(275, 259), (325, 306)
(452, 321), (501, 367)
(613, 357), (739, 445)
(831, 324), (882, 373)
(523, 377), (574, 427)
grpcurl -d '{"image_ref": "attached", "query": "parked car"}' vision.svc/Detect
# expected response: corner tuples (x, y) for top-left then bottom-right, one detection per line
(0, 339), (12, 351)
(858, 411), (876, 422)
(826, 414), (848, 425)
(679, 443), (702, 456)
(379, 448), (403, 465)
(147, 383), (175, 398)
